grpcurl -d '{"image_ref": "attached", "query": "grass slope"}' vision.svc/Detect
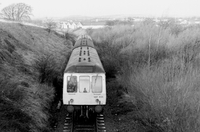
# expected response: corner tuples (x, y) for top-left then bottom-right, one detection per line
(0, 22), (72, 132)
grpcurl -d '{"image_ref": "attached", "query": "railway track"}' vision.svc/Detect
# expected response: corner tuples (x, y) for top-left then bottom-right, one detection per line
(62, 113), (106, 132)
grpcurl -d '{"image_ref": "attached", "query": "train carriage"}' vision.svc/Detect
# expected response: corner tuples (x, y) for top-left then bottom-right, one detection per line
(63, 35), (106, 117)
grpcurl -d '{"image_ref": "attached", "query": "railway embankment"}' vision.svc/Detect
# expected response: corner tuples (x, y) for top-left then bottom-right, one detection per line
(2, 21), (200, 132)
(0, 22), (74, 132)
(88, 24), (200, 132)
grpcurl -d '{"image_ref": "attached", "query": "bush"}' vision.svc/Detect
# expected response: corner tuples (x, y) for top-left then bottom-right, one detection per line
(119, 60), (200, 131)
(33, 54), (60, 84)
(91, 24), (200, 131)
(0, 22), (73, 132)
(0, 72), (54, 132)
(94, 40), (123, 78)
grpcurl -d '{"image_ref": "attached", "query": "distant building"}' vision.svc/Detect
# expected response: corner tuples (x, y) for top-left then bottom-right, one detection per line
(76, 22), (83, 28)
(58, 21), (83, 30)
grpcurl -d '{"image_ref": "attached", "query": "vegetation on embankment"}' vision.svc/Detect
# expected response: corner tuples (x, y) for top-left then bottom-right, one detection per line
(0, 22), (73, 132)
(88, 23), (200, 132)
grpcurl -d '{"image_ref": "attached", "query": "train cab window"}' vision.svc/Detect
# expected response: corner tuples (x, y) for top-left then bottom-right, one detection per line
(67, 76), (77, 93)
(92, 76), (102, 93)
(79, 76), (90, 93)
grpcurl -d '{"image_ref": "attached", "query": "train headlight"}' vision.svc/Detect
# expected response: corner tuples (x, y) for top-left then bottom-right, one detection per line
(95, 105), (103, 113)
(67, 105), (74, 113)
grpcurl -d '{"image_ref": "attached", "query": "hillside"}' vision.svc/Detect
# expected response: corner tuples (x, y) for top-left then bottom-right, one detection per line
(0, 21), (73, 132)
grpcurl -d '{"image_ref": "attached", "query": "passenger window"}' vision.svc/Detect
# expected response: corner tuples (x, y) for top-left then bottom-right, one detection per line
(92, 76), (102, 93)
(79, 76), (90, 93)
(67, 76), (77, 93)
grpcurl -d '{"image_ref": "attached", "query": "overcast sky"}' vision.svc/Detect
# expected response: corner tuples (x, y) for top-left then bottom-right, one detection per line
(0, 0), (200, 18)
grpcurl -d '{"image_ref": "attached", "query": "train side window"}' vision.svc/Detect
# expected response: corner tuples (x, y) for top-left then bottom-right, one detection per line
(79, 76), (90, 93)
(67, 76), (77, 93)
(92, 76), (102, 93)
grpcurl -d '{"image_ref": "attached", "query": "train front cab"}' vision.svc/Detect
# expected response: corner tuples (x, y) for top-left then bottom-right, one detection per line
(63, 73), (106, 115)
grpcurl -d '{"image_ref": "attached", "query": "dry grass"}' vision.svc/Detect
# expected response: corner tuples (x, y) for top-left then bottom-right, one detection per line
(0, 22), (72, 131)
(90, 24), (200, 132)
(119, 61), (200, 131)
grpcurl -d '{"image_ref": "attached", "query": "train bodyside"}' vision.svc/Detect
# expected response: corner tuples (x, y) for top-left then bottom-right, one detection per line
(63, 35), (106, 115)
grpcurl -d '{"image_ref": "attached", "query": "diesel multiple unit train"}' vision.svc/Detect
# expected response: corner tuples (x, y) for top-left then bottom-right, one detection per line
(63, 35), (106, 119)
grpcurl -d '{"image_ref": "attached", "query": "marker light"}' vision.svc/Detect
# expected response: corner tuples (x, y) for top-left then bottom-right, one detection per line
(70, 99), (74, 103)
(96, 99), (101, 104)
(68, 99), (74, 104)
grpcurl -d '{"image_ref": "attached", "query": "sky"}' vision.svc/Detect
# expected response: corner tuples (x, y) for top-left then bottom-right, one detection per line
(0, 0), (200, 18)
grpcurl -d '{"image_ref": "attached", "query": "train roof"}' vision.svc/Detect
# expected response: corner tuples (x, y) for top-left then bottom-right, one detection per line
(73, 37), (94, 49)
(64, 46), (105, 73)
(77, 35), (92, 41)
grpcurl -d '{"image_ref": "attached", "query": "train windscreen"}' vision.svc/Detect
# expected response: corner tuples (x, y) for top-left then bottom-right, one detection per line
(79, 76), (90, 93)
(92, 76), (102, 93)
(67, 76), (77, 93)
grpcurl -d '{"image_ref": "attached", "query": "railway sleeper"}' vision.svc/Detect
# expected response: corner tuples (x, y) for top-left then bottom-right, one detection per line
(96, 114), (106, 132)
(63, 114), (73, 132)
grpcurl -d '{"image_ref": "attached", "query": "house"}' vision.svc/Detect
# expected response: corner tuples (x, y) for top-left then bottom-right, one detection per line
(59, 21), (83, 30)
(76, 22), (83, 28)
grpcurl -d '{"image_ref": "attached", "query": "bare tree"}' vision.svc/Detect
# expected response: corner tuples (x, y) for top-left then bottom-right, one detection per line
(45, 19), (57, 33)
(1, 3), (32, 21)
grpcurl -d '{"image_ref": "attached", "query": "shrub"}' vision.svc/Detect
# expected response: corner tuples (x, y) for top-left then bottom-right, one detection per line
(0, 21), (73, 132)
(33, 54), (60, 84)
(91, 23), (200, 131)
(119, 60), (200, 131)
(0, 72), (54, 132)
